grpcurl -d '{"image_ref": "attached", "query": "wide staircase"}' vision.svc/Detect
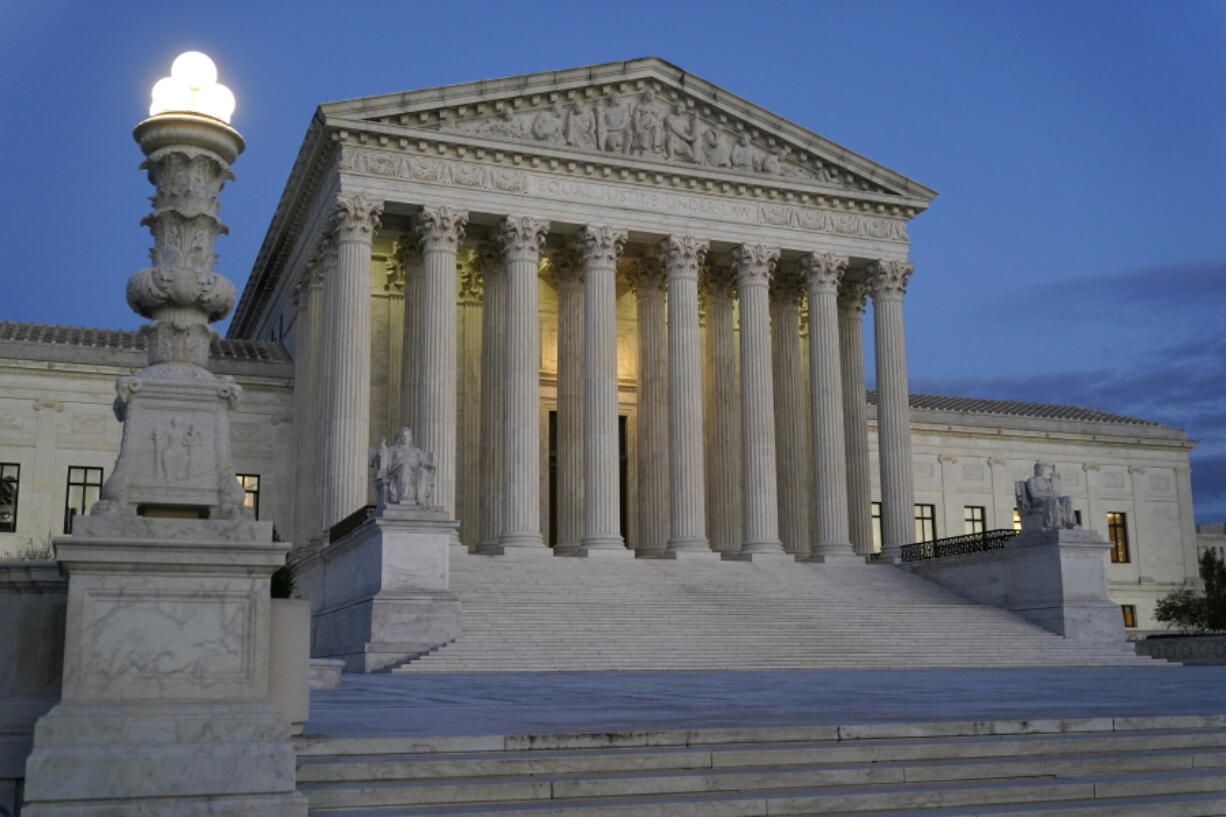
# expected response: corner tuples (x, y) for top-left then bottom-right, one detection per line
(393, 551), (1152, 672)
(298, 716), (1226, 816)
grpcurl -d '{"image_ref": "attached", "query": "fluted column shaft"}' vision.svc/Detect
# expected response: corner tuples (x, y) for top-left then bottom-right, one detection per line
(321, 194), (382, 530)
(414, 206), (468, 518)
(870, 259), (916, 561)
(577, 227), (628, 554)
(770, 272), (810, 556)
(552, 250), (585, 553)
(659, 236), (711, 554)
(838, 281), (874, 555)
(629, 261), (669, 555)
(457, 263), (483, 549)
(802, 252), (853, 559)
(497, 216), (550, 551)
(398, 241), (422, 437)
(733, 244), (784, 556)
(703, 268), (741, 554)
(476, 244), (506, 551)
(292, 257), (325, 544)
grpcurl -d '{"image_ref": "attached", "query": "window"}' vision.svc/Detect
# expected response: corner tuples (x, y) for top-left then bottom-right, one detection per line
(871, 501), (882, 552)
(1107, 512), (1129, 563)
(963, 505), (986, 535)
(64, 466), (104, 533)
(0, 463), (19, 532)
(1121, 605), (1137, 628)
(237, 474), (261, 520)
(1074, 509), (1083, 527)
(1012, 508), (1022, 531)
(914, 503), (937, 543)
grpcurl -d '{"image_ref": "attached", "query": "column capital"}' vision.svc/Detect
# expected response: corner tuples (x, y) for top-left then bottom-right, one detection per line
(544, 246), (583, 287)
(731, 244), (779, 289)
(701, 261), (738, 301)
(498, 216), (549, 261)
(837, 278), (870, 316)
(867, 258), (914, 299)
(414, 205), (468, 252)
(800, 251), (849, 294)
(333, 193), (383, 241)
(770, 262), (807, 305)
(657, 235), (709, 281)
(622, 257), (667, 295)
(573, 224), (627, 267)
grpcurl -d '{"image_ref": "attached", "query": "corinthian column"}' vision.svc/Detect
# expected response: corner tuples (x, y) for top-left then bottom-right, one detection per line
(702, 263), (742, 554)
(658, 236), (715, 557)
(475, 243), (506, 553)
(732, 244), (785, 557)
(292, 253), (325, 545)
(321, 194), (382, 530)
(626, 258), (669, 556)
(396, 237), (422, 437)
(838, 279), (874, 555)
(869, 259), (916, 562)
(550, 247), (584, 555)
(770, 265), (811, 556)
(495, 216), (551, 553)
(801, 252), (855, 561)
(413, 206), (468, 521)
(576, 225), (630, 556)
(457, 256), (483, 548)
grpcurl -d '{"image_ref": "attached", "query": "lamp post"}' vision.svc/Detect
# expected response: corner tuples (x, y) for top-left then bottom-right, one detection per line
(21, 53), (306, 817)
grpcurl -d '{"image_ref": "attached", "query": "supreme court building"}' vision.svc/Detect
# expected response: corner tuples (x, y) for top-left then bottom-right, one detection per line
(0, 59), (1205, 629)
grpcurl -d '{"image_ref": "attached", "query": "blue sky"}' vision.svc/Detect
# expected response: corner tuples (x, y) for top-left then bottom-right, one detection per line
(1, 0), (1223, 520)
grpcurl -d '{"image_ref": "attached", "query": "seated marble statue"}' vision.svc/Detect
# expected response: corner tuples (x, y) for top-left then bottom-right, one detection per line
(371, 426), (436, 508)
(1014, 462), (1078, 530)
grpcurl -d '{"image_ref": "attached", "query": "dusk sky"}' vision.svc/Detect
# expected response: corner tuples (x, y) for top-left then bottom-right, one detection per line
(1, 1), (1223, 521)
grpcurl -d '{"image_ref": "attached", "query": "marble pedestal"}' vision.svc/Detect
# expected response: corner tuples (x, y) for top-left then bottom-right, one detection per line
(905, 527), (1125, 643)
(306, 505), (461, 672)
(21, 516), (304, 817)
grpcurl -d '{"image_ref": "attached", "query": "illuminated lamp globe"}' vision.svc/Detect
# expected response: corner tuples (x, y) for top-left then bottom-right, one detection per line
(171, 51), (218, 88)
(148, 51), (236, 124)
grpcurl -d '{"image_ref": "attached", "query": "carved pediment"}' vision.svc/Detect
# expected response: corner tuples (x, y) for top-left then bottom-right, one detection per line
(323, 58), (936, 202)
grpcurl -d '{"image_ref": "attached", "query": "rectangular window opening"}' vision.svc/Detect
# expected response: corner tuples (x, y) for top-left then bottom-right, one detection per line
(64, 466), (104, 534)
(1107, 511), (1129, 563)
(237, 474), (261, 520)
(0, 463), (19, 533)
(963, 505), (986, 536)
(1121, 604), (1137, 628)
(914, 503), (937, 544)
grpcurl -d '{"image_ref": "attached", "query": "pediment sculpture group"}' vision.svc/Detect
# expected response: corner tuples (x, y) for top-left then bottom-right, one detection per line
(444, 91), (844, 186)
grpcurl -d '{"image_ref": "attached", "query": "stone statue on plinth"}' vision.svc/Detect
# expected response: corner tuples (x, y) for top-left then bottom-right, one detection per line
(1015, 462), (1078, 531)
(371, 426), (437, 510)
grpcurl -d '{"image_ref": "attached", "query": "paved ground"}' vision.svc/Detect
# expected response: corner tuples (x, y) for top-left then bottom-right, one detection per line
(305, 665), (1226, 739)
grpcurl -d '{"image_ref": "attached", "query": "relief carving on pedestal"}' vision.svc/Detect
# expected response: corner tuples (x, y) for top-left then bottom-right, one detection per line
(152, 418), (203, 482)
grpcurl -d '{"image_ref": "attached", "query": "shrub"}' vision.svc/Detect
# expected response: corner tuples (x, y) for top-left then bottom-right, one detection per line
(1154, 549), (1226, 634)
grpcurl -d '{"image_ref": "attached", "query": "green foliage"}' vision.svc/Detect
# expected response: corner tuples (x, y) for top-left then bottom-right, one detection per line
(1154, 548), (1226, 634)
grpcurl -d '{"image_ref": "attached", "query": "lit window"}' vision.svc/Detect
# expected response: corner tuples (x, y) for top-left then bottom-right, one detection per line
(237, 474), (260, 520)
(1107, 512), (1129, 563)
(963, 505), (986, 535)
(0, 463), (19, 533)
(64, 466), (104, 533)
(1121, 604), (1137, 628)
(1012, 508), (1022, 531)
(914, 504), (937, 543)
(871, 501), (882, 552)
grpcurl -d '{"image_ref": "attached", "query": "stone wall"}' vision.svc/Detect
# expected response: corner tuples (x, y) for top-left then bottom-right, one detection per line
(1135, 635), (1226, 665)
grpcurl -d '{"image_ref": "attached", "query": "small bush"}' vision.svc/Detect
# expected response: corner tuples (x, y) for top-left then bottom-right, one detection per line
(1154, 549), (1226, 634)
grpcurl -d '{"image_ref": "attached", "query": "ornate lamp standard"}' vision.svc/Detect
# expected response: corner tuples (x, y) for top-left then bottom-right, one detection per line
(21, 53), (305, 817)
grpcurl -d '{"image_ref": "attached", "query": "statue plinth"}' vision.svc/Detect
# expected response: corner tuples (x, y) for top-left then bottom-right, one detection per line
(299, 430), (460, 672)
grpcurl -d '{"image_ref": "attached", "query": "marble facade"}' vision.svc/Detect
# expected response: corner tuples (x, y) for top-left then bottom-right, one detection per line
(0, 59), (1206, 636)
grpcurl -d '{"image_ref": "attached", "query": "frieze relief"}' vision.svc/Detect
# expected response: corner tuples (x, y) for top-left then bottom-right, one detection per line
(341, 145), (908, 244)
(427, 87), (876, 193)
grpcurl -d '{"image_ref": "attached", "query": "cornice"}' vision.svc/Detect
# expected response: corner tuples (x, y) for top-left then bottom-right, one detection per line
(318, 57), (938, 202)
(329, 116), (929, 216)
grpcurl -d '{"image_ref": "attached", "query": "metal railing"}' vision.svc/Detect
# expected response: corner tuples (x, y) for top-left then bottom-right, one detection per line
(900, 529), (1019, 563)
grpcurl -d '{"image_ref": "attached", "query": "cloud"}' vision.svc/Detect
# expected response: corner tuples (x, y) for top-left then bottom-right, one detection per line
(912, 258), (1226, 523)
